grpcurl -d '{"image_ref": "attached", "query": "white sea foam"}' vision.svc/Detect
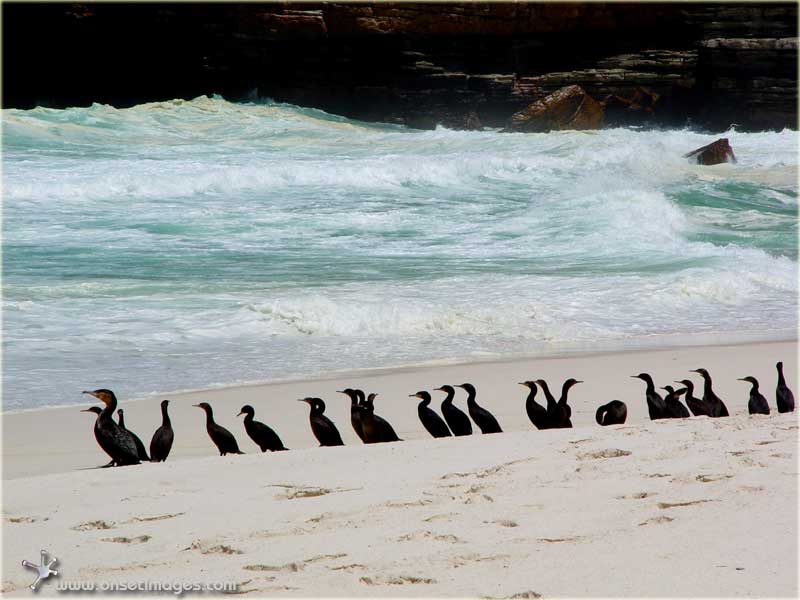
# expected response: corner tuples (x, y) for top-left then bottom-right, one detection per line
(2, 97), (797, 408)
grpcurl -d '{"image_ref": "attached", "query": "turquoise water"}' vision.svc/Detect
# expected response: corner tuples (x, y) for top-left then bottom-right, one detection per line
(3, 96), (797, 410)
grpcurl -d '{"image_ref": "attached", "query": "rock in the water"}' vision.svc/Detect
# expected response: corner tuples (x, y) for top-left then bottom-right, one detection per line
(603, 87), (660, 126)
(683, 138), (737, 165)
(506, 85), (604, 133)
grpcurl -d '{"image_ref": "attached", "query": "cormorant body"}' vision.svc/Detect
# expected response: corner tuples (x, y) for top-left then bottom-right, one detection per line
(412, 391), (451, 438)
(534, 379), (560, 428)
(456, 383), (502, 434)
(436, 385), (473, 436)
(117, 409), (150, 461)
(238, 405), (288, 451)
(520, 381), (549, 430)
(776, 361), (795, 413)
(556, 378), (582, 428)
(81, 406), (115, 467)
(631, 374), (667, 420)
(595, 400), (627, 425)
(738, 377), (770, 415)
(82, 389), (140, 466)
(360, 393), (402, 443)
(150, 399), (174, 462)
(676, 379), (710, 417)
(691, 369), (729, 417)
(298, 397), (344, 447)
(338, 388), (366, 443)
(194, 402), (244, 455)
(660, 386), (690, 419)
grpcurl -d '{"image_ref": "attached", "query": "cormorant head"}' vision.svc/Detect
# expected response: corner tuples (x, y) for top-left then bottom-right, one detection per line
(675, 379), (693, 390)
(563, 378), (583, 390)
(366, 393), (378, 404)
(411, 391), (431, 401)
(776, 361), (784, 372)
(660, 385), (675, 395)
(533, 379), (550, 390)
(193, 402), (212, 412)
(455, 383), (476, 396)
(518, 381), (537, 390)
(690, 368), (709, 378)
(738, 376), (758, 386)
(434, 385), (455, 395)
(237, 404), (255, 417)
(161, 399), (169, 408)
(82, 389), (117, 406)
(81, 406), (102, 415)
(630, 373), (651, 382)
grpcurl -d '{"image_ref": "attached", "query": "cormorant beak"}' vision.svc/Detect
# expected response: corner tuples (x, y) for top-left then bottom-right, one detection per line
(574, 380), (584, 384)
(236, 410), (244, 416)
(454, 384), (464, 389)
(192, 404), (201, 408)
(336, 390), (347, 395)
(409, 393), (418, 398)
(433, 387), (445, 392)
(517, 382), (528, 387)
(82, 390), (97, 398)
(690, 369), (701, 373)
(629, 375), (640, 379)
(297, 398), (311, 404)
(80, 407), (94, 413)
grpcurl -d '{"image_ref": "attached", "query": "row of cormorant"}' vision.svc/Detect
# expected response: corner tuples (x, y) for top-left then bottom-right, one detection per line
(81, 361), (794, 466)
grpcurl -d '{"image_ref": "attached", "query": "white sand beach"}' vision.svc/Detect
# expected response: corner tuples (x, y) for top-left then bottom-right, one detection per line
(2, 340), (797, 596)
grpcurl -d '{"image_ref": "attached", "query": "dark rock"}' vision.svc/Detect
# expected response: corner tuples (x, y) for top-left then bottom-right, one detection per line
(2, 3), (796, 131)
(602, 86), (661, 127)
(683, 138), (737, 165)
(506, 85), (603, 132)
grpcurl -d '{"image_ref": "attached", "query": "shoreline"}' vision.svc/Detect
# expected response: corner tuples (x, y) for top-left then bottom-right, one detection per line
(3, 329), (795, 417)
(2, 338), (795, 481)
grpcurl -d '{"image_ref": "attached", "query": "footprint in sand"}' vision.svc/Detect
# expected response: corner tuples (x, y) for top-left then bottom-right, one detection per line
(396, 530), (463, 543)
(657, 500), (713, 509)
(124, 512), (185, 523)
(102, 535), (151, 544)
(359, 575), (436, 586)
(696, 474), (733, 483)
(639, 516), (674, 526)
(72, 520), (114, 531)
(577, 448), (632, 460)
(187, 540), (243, 555)
(243, 562), (304, 573)
(616, 492), (655, 500)
(6, 515), (47, 524)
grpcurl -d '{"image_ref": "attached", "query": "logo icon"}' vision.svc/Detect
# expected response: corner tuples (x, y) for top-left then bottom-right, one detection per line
(22, 550), (58, 591)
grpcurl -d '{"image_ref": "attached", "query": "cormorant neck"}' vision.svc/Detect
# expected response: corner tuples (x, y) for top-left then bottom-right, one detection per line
(525, 388), (536, 403)
(243, 411), (254, 423)
(419, 398), (431, 408)
(117, 412), (126, 429)
(161, 403), (171, 426)
(749, 380), (760, 393)
(203, 407), (215, 425)
(777, 364), (786, 385)
(442, 389), (454, 404)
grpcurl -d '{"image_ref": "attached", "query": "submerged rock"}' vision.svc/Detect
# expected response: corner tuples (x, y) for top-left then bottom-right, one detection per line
(505, 85), (604, 133)
(603, 87), (660, 127)
(683, 138), (737, 165)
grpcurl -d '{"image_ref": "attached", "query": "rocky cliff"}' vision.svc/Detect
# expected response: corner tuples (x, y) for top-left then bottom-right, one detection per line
(3, 2), (796, 131)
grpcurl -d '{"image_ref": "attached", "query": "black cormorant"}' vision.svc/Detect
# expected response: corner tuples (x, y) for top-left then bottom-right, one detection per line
(690, 368), (729, 417)
(81, 389), (140, 466)
(556, 378), (582, 428)
(238, 405), (288, 451)
(338, 388), (366, 443)
(298, 397), (344, 447)
(435, 385), (473, 436)
(738, 376), (770, 415)
(631, 374), (668, 420)
(411, 391), (452, 438)
(660, 386), (690, 419)
(116, 409), (150, 461)
(776, 361), (795, 413)
(675, 379), (710, 417)
(360, 393), (402, 443)
(193, 402), (244, 455)
(149, 399), (174, 462)
(595, 400), (627, 425)
(455, 383), (502, 434)
(519, 381), (549, 430)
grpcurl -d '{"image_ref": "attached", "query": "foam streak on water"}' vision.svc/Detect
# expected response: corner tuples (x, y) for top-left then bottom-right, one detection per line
(2, 96), (797, 409)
